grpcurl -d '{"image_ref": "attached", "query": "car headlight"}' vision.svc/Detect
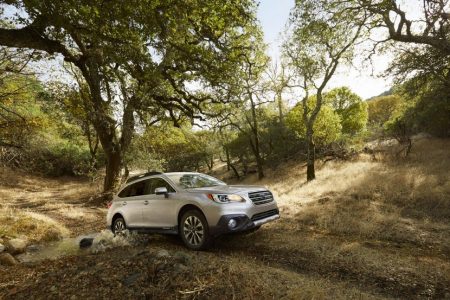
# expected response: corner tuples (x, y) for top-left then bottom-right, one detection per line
(207, 194), (245, 203)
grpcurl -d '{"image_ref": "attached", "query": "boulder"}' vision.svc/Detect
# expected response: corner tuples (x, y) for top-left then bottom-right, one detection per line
(79, 238), (94, 249)
(0, 253), (18, 266)
(122, 273), (141, 286)
(173, 263), (189, 273)
(6, 238), (27, 255)
(155, 249), (170, 259)
(0, 243), (5, 253)
(173, 251), (191, 265)
(26, 244), (40, 252)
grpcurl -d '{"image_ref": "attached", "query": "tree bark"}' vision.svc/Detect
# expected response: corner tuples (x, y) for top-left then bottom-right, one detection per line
(249, 93), (264, 179)
(306, 125), (316, 181)
(229, 162), (240, 180)
(277, 92), (284, 125)
(225, 147), (231, 171)
(104, 150), (123, 193)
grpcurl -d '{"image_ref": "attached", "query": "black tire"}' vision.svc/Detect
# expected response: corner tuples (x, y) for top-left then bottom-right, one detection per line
(112, 216), (127, 235)
(179, 210), (213, 250)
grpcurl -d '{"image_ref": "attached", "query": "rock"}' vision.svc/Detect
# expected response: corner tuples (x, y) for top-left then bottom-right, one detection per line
(173, 263), (188, 273)
(0, 253), (18, 266)
(173, 251), (191, 265)
(26, 244), (40, 252)
(6, 238), (27, 255)
(79, 238), (94, 249)
(50, 286), (57, 293)
(155, 249), (170, 259)
(122, 273), (141, 286)
(0, 243), (5, 253)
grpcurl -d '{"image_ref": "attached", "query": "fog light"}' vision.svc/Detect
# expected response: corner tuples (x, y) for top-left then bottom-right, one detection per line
(228, 219), (237, 229)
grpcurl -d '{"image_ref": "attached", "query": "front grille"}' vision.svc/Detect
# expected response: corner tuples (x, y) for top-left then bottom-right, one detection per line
(248, 190), (274, 205)
(251, 209), (279, 222)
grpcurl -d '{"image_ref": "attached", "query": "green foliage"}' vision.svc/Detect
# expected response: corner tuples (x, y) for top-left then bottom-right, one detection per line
(26, 134), (94, 176)
(0, 72), (45, 147)
(411, 91), (450, 137)
(325, 87), (368, 135)
(286, 97), (342, 146)
(127, 125), (219, 172)
(0, 67), (100, 176)
(382, 44), (450, 138)
(259, 117), (306, 167)
(367, 95), (404, 128)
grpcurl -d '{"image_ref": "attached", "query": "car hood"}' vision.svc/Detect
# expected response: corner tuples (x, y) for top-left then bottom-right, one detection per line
(186, 184), (267, 195)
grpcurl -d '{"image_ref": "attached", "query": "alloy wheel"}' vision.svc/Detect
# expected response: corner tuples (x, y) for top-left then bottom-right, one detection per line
(183, 215), (204, 246)
(113, 218), (126, 234)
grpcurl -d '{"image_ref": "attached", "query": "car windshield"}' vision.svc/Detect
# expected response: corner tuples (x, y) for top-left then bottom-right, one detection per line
(166, 173), (226, 189)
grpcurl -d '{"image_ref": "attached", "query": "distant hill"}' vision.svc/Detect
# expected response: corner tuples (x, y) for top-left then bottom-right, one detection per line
(366, 89), (393, 101)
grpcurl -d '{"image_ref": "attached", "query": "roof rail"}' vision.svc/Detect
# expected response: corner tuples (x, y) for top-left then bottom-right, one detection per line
(125, 171), (163, 184)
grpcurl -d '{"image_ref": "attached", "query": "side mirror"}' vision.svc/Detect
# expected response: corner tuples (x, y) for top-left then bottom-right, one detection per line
(155, 187), (169, 198)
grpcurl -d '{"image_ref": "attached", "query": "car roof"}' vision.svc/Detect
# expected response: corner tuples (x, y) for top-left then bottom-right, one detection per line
(163, 172), (200, 175)
(124, 171), (203, 186)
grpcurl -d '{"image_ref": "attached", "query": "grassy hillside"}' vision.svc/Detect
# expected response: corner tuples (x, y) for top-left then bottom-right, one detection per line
(0, 138), (449, 299)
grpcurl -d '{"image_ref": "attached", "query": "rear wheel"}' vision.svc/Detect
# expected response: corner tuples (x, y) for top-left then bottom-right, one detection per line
(180, 210), (212, 250)
(112, 217), (126, 235)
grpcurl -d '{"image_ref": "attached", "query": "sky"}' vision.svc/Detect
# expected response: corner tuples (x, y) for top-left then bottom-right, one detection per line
(257, 0), (392, 100)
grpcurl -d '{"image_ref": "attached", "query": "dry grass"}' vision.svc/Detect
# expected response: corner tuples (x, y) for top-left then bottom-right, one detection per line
(232, 138), (450, 246)
(0, 208), (69, 242)
(0, 167), (106, 243)
(219, 137), (450, 298)
(0, 137), (449, 299)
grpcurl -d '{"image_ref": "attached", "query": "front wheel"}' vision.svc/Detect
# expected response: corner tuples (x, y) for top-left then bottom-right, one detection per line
(180, 210), (213, 250)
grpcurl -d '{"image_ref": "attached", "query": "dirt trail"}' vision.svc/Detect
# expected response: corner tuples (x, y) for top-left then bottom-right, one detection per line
(0, 168), (106, 239)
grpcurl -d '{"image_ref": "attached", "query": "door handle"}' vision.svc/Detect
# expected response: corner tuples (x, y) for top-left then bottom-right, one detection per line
(122, 201), (127, 206)
(144, 200), (149, 205)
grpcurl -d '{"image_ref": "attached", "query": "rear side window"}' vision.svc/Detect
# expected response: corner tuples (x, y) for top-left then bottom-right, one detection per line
(146, 178), (175, 194)
(118, 186), (131, 198)
(118, 180), (148, 198)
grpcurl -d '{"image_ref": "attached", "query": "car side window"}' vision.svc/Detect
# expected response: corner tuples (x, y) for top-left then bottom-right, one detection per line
(146, 178), (175, 194)
(118, 185), (131, 198)
(122, 180), (147, 197)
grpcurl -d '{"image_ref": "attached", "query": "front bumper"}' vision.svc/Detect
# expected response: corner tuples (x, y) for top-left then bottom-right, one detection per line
(210, 209), (280, 236)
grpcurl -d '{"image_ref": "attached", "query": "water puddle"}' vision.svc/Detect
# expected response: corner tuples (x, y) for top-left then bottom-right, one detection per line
(16, 230), (139, 263)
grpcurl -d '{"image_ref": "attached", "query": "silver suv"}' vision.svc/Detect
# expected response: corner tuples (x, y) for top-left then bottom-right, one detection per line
(107, 172), (280, 250)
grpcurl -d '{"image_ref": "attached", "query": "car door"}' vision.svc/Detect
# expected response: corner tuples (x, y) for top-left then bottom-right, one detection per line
(141, 177), (178, 228)
(118, 179), (148, 227)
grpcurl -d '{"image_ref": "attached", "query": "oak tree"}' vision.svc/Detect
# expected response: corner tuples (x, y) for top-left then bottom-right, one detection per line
(0, 0), (258, 193)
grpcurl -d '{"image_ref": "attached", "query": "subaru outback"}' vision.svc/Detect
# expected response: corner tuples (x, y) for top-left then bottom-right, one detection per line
(106, 172), (280, 250)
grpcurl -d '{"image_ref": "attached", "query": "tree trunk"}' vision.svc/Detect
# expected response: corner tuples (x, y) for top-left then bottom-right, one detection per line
(205, 156), (213, 171)
(256, 156), (264, 179)
(277, 92), (284, 125)
(248, 138), (264, 180)
(229, 162), (240, 180)
(104, 150), (123, 194)
(306, 126), (316, 181)
(225, 147), (231, 171)
(249, 94), (264, 180)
